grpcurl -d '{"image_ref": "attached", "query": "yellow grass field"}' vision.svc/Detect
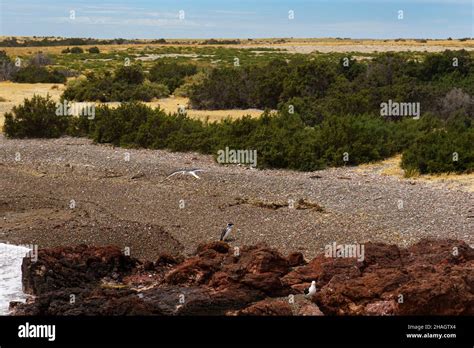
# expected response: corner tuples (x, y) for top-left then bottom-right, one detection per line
(0, 82), (65, 129)
(357, 155), (474, 192)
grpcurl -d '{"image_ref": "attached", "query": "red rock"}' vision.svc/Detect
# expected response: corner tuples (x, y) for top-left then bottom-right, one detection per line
(298, 303), (324, 316)
(164, 254), (224, 285)
(240, 272), (288, 296)
(235, 299), (293, 316)
(287, 252), (306, 267)
(281, 254), (361, 291)
(312, 239), (474, 315)
(365, 300), (398, 316)
(12, 239), (474, 316)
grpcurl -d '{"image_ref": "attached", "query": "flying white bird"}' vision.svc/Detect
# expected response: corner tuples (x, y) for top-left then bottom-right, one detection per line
(220, 223), (234, 242)
(164, 168), (205, 180)
(305, 281), (317, 298)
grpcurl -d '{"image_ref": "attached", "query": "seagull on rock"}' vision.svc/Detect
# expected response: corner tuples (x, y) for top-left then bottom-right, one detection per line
(164, 168), (204, 180)
(305, 281), (317, 298)
(220, 223), (234, 242)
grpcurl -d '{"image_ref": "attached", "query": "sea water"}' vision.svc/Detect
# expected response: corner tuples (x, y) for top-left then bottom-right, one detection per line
(0, 243), (31, 315)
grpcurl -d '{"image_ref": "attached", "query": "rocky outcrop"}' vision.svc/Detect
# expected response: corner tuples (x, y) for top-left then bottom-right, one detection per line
(21, 244), (138, 296)
(232, 298), (294, 316)
(11, 239), (474, 316)
(284, 240), (474, 316)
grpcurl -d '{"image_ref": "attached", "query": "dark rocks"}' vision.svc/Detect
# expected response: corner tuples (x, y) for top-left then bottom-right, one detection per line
(12, 239), (474, 316)
(195, 241), (229, 255)
(155, 254), (183, 267)
(13, 287), (154, 316)
(143, 261), (155, 271)
(21, 244), (138, 296)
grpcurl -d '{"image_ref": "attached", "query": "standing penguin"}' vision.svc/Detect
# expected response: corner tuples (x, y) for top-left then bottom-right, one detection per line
(220, 223), (234, 241)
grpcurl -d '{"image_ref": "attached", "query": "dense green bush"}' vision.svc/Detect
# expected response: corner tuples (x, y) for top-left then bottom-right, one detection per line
(70, 47), (84, 54)
(149, 61), (197, 92)
(114, 65), (145, 85)
(3, 95), (70, 138)
(189, 51), (474, 126)
(174, 72), (206, 97)
(62, 66), (169, 102)
(12, 65), (67, 83)
(189, 60), (291, 109)
(70, 102), (408, 170)
(402, 115), (474, 174)
(6, 95), (474, 174)
(88, 46), (100, 54)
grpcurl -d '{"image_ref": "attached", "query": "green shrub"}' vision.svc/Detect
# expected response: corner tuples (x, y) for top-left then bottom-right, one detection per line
(149, 61), (197, 92)
(62, 66), (167, 102)
(12, 65), (66, 83)
(174, 72), (206, 97)
(129, 81), (169, 101)
(70, 47), (84, 54)
(89, 102), (154, 146)
(401, 115), (474, 174)
(187, 51), (473, 125)
(189, 59), (291, 109)
(3, 95), (70, 138)
(114, 65), (145, 85)
(88, 46), (100, 54)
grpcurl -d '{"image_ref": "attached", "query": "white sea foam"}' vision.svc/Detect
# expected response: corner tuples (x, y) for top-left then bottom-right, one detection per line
(0, 243), (31, 315)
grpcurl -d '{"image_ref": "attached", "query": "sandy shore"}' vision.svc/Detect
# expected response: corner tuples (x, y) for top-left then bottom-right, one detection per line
(0, 135), (472, 260)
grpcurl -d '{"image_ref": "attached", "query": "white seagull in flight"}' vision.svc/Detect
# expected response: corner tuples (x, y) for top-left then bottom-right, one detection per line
(165, 168), (205, 180)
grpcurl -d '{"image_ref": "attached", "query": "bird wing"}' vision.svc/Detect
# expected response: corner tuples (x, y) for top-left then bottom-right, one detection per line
(166, 170), (185, 179)
(189, 171), (201, 179)
(220, 228), (227, 241)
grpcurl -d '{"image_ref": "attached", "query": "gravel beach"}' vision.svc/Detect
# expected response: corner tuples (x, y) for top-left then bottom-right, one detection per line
(1, 135), (472, 260)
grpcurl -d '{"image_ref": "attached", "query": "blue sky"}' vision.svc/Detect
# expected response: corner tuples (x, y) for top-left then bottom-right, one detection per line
(0, 0), (472, 39)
